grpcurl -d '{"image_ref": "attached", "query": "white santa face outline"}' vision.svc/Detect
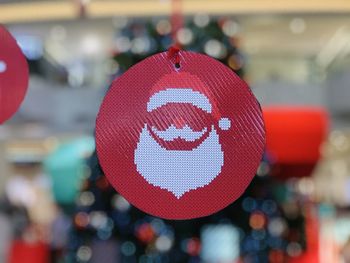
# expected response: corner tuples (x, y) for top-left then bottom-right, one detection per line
(134, 88), (231, 199)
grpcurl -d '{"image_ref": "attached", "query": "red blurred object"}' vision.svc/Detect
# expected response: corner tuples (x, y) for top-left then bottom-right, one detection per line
(135, 223), (155, 243)
(8, 240), (49, 263)
(263, 106), (328, 164)
(263, 106), (328, 177)
(249, 211), (266, 230)
(186, 237), (201, 256)
(269, 249), (285, 263)
(289, 205), (319, 263)
(0, 26), (29, 124)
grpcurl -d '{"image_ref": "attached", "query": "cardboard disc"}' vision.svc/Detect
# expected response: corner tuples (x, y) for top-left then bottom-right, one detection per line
(96, 51), (265, 219)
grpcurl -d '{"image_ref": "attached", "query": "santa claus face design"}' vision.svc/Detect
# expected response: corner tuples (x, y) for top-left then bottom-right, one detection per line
(134, 88), (230, 198)
(96, 51), (265, 219)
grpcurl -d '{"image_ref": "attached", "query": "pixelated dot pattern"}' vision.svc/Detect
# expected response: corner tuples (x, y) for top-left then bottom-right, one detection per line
(96, 51), (265, 220)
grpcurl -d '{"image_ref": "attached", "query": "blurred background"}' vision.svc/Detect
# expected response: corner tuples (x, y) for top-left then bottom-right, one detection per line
(1, 0), (350, 262)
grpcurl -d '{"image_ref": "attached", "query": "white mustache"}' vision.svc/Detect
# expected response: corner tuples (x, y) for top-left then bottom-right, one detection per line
(151, 124), (207, 142)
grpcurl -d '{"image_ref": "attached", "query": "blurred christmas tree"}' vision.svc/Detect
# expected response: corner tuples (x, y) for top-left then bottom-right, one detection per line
(66, 17), (306, 263)
(110, 15), (245, 78)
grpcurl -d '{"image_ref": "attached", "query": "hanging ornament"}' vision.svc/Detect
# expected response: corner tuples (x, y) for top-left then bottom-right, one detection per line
(0, 25), (29, 124)
(95, 0), (265, 219)
(96, 49), (265, 219)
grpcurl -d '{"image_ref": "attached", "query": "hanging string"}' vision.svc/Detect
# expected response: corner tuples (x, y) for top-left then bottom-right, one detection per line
(170, 0), (183, 46)
(168, 45), (181, 69)
(168, 0), (183, 69)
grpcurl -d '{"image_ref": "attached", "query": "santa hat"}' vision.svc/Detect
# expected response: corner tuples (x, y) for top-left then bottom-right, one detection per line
(147, 72), (221, 120)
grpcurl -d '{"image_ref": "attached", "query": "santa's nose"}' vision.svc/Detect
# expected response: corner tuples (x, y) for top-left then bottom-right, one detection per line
(174, 117), (186, 129)
(219, 117), (231, 130)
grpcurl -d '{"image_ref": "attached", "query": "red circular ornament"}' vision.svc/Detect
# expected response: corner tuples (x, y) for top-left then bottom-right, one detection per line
(0, 26), (29, 124)
(96, 51), (265, 219)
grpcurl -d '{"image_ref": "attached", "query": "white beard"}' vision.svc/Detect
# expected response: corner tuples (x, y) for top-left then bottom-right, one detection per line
(134, 124), (224, 198)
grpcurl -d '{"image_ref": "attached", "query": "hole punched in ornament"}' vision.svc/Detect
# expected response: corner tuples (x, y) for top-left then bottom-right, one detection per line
(168, 46), (181, 70)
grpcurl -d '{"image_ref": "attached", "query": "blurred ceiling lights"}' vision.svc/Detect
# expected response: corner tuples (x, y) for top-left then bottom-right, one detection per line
(1, 0), (350, 24)
(81, 34), (102, 56)
(289, 18), (306, 34)
(316, 26), (350, 68)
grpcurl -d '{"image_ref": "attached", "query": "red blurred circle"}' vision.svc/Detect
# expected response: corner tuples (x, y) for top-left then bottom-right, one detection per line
(186, 238), (201, 256)
(74, 212), (90, 228)
(0, 26), (29, 124)
(136, 223), (155, 243)
(249, 211), (266, 229)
